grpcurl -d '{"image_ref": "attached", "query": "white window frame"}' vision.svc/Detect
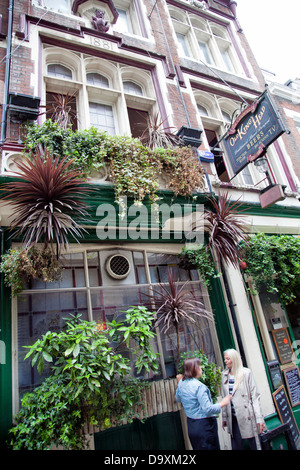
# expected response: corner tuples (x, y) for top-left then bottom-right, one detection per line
(113, 0), (142, 36)
(43, 50), (159, 136)
(169, 7), (243, 75)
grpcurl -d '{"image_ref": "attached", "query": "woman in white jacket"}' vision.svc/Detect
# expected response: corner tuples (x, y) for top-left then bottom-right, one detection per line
(221, 349), (265, 450)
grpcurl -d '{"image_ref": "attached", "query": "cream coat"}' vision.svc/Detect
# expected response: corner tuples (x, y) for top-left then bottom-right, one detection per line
(221, 367), (264, 439)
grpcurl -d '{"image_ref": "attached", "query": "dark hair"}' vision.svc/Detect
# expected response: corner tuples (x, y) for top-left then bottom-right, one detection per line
(182, 357), (201, 380)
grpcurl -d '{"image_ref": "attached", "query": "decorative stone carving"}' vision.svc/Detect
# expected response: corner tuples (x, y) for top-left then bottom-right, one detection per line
(92, 10), (110, 32)
(188, 0), (208, 10)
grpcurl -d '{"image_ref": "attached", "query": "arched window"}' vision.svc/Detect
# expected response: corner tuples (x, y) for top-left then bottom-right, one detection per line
(123, 80), (143, 96)
(87, 73), (110, 88)
(47, 64), (72, 79)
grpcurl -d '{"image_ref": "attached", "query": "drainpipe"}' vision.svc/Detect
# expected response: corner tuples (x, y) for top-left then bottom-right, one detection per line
(0, 0), (14, 144)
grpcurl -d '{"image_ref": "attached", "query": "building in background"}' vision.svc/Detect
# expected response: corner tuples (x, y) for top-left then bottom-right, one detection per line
(1, 0), (300, 449)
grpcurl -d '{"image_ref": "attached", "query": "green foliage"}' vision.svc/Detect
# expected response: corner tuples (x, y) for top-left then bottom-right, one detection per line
(242, 233), (300, 305)
(23, 121), (205, 205)
(178, 350), (221, 403)
(0, 246), (63, 297)
(9, 309), (159, 450)
(180, 244), (220, 286)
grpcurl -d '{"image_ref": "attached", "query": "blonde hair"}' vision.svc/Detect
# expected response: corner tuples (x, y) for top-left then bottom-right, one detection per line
(224, 349), (244, 389)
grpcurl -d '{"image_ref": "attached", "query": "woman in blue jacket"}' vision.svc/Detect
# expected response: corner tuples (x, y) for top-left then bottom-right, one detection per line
(175, 357), (231, 450)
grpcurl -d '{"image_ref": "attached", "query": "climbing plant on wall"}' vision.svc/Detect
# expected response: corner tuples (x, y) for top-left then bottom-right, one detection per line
(241, 233), (300, 305)
(23, 120), (206, 205)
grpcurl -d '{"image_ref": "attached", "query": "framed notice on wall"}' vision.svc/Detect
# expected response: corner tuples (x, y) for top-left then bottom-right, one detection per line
(272, 385), (300, 448)
(283, 366), (300, 407)
(271, 328), (294, 365)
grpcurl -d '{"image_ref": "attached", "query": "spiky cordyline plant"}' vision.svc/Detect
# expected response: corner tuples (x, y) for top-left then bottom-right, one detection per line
(205, 192), (249, 269)
(2, 150), (90, 254)
(151, 268), (213, 372)
(42, 92), (78, 130)
(139, 112), (182, 149)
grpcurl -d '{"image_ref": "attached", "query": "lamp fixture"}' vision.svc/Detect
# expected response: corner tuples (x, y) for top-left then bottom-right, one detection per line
(254, 156), (268, 174)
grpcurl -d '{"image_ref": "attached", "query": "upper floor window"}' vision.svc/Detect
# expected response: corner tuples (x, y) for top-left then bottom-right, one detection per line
(47, 64), (72, 80)
(36, 0), (71, 14)
(123, 81), (143, 96)
(114, 1), (142, 36)
(43, 49), (158, 139)
(169, 7), (242, 75)
(116, 8), (133, 34)
(87, 73), (109, 88)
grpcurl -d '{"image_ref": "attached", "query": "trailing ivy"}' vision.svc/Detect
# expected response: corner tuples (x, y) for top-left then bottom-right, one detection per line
(23, 121), (205, 205)
(0, 246), (63, 297)
(179, 244), (220, 286)
(241, 233), (300, 305)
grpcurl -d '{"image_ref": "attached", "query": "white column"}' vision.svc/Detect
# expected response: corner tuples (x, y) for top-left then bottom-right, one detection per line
(224, 263), (275, 417)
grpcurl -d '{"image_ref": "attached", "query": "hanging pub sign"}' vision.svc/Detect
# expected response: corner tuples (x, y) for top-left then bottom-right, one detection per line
(223, 89), (286, 176)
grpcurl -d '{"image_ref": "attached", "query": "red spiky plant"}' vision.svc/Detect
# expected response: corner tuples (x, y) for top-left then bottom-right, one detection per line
(150, 268), (213, 372)
(205, 192), (249, 268)
(2, 149), (90, 255)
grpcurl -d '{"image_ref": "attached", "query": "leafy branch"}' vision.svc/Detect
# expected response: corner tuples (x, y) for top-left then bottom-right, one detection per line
(10, 309), (159, 450)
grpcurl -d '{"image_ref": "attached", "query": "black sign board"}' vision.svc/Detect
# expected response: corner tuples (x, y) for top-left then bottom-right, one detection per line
(223, 89), (285, 176)
(272, 385), (300, 447)
(267, 360), (283, 391)
(271, 327), (294, 365)
(283, 366), (300, 407)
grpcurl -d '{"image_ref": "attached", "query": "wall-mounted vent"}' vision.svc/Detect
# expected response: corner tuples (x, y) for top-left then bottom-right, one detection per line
(106, 254), (131, 280)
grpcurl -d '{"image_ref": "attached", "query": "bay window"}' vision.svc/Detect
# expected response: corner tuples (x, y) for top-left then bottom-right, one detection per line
(169, 6), (243, 75)
(43, 49), (159, 139)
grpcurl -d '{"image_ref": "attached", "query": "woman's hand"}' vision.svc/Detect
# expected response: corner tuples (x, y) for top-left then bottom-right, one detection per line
(258, 422), (265, 434)
(220, 394), (232, 407)
(176, 374), (183, 382)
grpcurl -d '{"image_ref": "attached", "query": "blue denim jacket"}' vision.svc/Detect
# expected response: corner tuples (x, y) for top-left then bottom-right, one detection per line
(175, 378), (221, 419)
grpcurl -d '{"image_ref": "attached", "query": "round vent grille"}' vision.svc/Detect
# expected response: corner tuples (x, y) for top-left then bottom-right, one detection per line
(106, 254), (131, 280)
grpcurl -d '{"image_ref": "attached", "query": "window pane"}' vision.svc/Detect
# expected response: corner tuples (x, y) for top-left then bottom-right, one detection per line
(198, 41), (213, 64)
(176, 33), (190, 57)
(89, 102), (116, 135)
(42, 0), (70, 13)
(116, 8), (133, 33)
(47, 64), (72, 79)
(123, 81), (143, 96)
(87, 73), (109, 88)
(221, 49), (234, 72)
(127, 108), (149, 139)
(17, 292), (88, 398)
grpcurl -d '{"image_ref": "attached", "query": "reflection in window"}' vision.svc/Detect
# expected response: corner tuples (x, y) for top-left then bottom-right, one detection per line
(17, 292), (88, 397)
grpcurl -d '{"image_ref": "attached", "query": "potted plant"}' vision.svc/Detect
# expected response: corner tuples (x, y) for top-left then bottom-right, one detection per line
(0, 149), (91, 295)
